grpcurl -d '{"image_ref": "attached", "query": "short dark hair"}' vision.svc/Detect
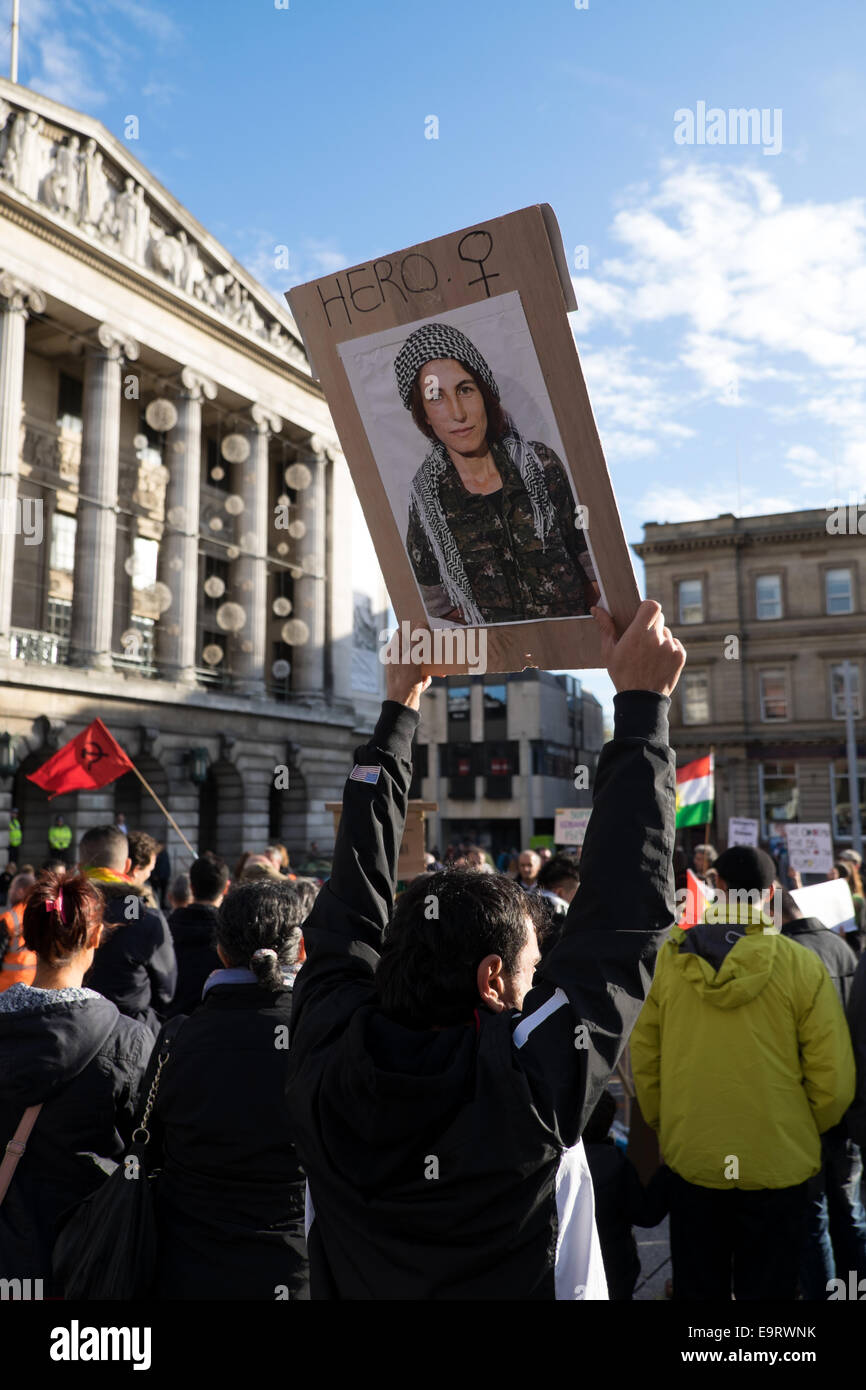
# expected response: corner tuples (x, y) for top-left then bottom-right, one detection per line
(78, 825), (128, 871)
(408, 362), (509, 445)
(217, 879), (305, 989)
(127, 830), (159, 872)
(23, 871), (103, 965)
(537, 854), (580, 895)
(714, 846), (776, 891)
(375, 869), (546, 1029)
(190, 853), (229, 902)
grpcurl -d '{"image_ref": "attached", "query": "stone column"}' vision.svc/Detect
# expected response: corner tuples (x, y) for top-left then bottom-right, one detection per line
(231, 404), (280, 697)
(291, 440), (327, 696)
(0, 273), (45, 653)
(156, 367), (216, 682)
(69, 325), (139, 670)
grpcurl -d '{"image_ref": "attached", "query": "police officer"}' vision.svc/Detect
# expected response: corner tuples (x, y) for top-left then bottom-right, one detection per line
(48, 813), (73, 864)
(8, 806), (21, 862)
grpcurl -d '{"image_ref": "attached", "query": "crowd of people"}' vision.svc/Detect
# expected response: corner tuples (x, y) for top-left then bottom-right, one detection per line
(0, 599), (864, 1302)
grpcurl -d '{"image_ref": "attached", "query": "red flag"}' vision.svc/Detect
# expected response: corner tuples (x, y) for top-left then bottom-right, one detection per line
(679, 869), (709, 929)
(27, 718), (134, 800)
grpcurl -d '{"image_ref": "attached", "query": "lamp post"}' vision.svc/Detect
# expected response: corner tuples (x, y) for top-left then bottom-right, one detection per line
(187, 747), (210, 787)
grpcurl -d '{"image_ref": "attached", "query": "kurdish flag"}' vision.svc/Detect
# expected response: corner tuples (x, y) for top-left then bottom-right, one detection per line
(676, 753), (714, 828)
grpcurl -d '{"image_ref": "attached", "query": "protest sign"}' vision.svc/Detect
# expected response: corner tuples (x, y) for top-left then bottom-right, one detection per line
(555, 808), (592, 845)
(727, 816), (759, 848)
(785, 822), (834, 875)
(790, 879), (856, 934)
(287, 206), (640, 674)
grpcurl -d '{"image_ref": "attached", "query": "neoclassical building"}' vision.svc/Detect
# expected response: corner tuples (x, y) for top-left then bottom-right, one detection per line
(0, 77), (388, 870)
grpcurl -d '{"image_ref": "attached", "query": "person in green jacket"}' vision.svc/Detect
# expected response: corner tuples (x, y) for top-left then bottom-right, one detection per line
(47, 814), (73, 864)
(7, 807), (21, 862)
(631, 845), (856, 1301)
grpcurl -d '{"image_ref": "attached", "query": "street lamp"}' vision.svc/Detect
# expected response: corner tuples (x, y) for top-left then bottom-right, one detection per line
(187, 747), (210, 786)
(0, 733), (19, 779)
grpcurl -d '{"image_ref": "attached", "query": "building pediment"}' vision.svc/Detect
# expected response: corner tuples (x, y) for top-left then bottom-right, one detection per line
(0, 77), (308, 374)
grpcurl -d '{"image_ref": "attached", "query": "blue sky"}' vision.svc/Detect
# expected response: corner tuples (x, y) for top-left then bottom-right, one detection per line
(3, 0), (865, 715)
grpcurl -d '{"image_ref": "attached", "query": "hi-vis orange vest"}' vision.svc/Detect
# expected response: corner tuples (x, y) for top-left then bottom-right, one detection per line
(0, 903), (36, 990)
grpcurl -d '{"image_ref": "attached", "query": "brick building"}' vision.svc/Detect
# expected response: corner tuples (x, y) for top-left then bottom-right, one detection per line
(634, 508), (865, 850)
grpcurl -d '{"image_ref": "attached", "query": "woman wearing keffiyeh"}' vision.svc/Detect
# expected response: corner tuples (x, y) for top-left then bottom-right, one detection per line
(396, 321), (599, 627)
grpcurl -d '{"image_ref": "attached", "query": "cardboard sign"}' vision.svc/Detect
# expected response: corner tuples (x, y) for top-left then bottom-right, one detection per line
(785, 822), (834, 875)
(728, 816), (759, 848)
(287, 206), (640, 674)
(791, 879), (856, 934)
(555, 808), (592, 846)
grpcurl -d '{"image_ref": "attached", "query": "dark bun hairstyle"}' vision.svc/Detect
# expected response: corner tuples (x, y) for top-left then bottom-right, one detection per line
(22, 871), (104, 965)
(216, 878), (305, 990)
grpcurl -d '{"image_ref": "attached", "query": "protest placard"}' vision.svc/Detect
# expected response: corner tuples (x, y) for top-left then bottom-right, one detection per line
(554, 808), (592, 846)
(784, 822), (834, 875)
(287, 206), (640, 674)
(790, 879), (856, 934)
(727, 816), (759, 848)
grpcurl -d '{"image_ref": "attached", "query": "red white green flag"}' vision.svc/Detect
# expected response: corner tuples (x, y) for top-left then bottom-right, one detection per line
(675, 752), (714, 828)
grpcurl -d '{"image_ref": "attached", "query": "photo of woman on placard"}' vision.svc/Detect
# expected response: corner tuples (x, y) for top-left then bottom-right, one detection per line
(395, 322), (599, 627)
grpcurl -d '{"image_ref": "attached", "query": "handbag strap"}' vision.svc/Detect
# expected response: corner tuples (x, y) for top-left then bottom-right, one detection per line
(131, 1013), (187, 1147)
(0, 1103), (43, 1206)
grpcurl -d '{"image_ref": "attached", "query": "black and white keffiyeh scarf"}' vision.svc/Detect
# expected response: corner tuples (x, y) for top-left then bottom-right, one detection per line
(396, 322), (557, 625)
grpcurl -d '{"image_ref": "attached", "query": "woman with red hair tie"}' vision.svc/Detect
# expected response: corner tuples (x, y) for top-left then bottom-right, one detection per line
(0, 872), (152, 1288)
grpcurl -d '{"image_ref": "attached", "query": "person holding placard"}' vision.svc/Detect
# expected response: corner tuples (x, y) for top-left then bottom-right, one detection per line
(396, 322), (599, 626)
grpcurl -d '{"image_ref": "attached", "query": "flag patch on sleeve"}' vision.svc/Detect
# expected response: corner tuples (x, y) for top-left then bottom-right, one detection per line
(350, 764), (381, 784)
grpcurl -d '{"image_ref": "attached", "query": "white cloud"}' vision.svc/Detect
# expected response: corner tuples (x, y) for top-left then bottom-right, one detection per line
(574, 161), (866, 518)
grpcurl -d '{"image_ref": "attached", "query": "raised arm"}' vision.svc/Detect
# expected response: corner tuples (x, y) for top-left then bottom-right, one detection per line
(514, 600), (685, 1144)
(290, 642), (430, 1040)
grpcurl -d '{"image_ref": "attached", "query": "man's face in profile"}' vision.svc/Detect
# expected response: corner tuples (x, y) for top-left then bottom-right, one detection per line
(502, 919), (541, 1013)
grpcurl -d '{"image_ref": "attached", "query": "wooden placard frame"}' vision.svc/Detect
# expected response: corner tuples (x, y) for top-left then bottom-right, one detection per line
(287, 204), (640, 674)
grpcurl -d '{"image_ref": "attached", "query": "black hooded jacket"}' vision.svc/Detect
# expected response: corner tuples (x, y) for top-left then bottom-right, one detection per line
(286, 693), (675, 1300)
(0, 984), (152, 1286)
(84, 880), (177, 1034)
(166, 902), (221, 1017)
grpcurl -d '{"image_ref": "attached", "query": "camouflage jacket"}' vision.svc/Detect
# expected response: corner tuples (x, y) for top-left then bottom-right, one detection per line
(406, 440), (598, 625)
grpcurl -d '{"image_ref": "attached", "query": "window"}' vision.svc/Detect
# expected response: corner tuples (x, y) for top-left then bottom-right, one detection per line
(205, 436), (231, 492)
(531, 741), (574, 779)
(678, 579), (704, 625)
(830, 663), (862, 719)
(129, 536), (159, 591)
(447, 685), (471, 739)
(826, 568), (853, 615)
(755, 574), (782, 620)
(483, 682), (507, 738)
(50, 512), (77, 572)
(759, 762), (799, 835)
(56, 373), (83, 434)
(830, 759), (866, 841)
(46, 597), (71, 639)
(682, 671), (710, 724)
(759, 670), (789, 721)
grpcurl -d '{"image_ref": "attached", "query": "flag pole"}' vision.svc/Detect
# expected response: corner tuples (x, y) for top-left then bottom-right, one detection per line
(705, 745), (715, 849)
(127, 762), (197, 857)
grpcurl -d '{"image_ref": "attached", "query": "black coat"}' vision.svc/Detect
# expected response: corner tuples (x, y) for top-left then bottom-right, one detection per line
(166, 902), (221, 1017)
(781, 916), (858, 1009)
(0, 984), (152, 1289)
(144, 975), (308, 1300)
(286, 693), (675, 1300)
(84, 881), (177, 1035)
